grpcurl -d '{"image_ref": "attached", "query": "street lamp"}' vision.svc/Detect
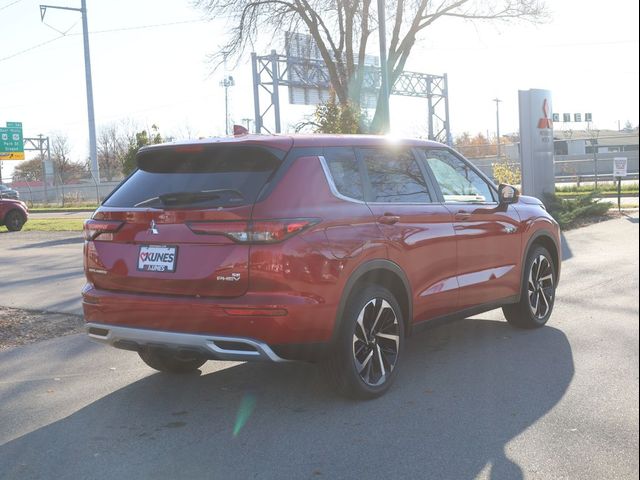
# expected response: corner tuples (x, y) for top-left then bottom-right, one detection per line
(40, 0), (99, 183)
(241, 118), (253, 131)
(493, 98), (502, 158)
(219, 75), (235, 135)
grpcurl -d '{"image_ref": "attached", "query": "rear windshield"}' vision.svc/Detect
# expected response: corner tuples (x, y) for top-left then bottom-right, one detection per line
(103, 146), (282, 209)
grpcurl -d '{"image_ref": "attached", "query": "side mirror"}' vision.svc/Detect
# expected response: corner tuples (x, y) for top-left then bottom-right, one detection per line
(498, 184), (519, 205)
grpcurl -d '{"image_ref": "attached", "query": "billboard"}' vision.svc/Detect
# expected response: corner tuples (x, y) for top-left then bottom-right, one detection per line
(284, 32), (379, 108)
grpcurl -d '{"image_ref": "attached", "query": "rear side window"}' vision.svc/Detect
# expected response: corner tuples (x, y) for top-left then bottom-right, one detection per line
(361, 149), (432, 203)
(103, 146), (282, 208)
(323, 147), (364, 201)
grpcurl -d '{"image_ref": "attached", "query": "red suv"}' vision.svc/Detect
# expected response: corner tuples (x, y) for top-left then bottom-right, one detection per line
(83, 135), (560, 398)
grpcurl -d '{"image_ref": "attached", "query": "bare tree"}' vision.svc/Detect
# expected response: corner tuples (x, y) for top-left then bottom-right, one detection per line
(13, 155), (45, 182)
(195, 0), (547, 132)
(97, 124), (127, 182)
(51, 134), (86, 183)
(95, 120), (142, 180)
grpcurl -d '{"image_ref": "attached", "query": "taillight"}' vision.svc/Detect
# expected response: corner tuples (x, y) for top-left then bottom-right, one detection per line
(187, 218), (319, 244)
(83, 219), (124, 241)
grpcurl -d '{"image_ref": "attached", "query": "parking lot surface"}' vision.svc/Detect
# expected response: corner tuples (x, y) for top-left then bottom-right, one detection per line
(0, 231), (84, 315)
(0, 214), (638, 479)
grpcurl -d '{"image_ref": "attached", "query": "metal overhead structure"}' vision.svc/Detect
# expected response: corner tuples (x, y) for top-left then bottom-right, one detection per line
(21, 135), (53, 199)
(251, 49), (451, 145)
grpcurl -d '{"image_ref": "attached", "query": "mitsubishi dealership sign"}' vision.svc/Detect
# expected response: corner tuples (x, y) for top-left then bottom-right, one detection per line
(518, 89), (555, 201)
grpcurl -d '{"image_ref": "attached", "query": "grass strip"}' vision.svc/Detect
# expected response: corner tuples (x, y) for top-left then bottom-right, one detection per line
(555, 182), (639, 194)
(20, 218), (85, 232)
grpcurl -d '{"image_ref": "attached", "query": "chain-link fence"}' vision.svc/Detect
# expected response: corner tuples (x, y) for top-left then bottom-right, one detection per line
(9, 171), (122, 207)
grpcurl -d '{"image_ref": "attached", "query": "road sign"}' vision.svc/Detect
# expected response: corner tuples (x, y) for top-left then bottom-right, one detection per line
(613, 157), (627, 177)
(0, 121), (25, 160)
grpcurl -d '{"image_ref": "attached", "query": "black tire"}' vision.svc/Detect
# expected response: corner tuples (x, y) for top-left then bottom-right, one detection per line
(324, 285), (405, 399)
(503, 245), (556, 329)
(4, 210), (25, 231)
(138, 347), (207, 373)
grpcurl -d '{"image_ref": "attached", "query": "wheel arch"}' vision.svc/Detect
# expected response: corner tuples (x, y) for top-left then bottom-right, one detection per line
(520, 230), (560, 299)
(332, 259), (413, 342)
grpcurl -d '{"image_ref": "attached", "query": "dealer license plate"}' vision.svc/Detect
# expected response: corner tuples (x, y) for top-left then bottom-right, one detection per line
(137, 245), (178, 272)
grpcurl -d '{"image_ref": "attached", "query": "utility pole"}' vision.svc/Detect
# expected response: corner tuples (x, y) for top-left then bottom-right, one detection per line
(493, 98), (502, 158)
(376, 0), (391, 133)
(40, 0), (99, 183)
(588, 128), (600, 188)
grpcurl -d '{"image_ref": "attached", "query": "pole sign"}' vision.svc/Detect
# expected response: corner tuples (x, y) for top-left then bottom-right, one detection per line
(0, 122), (25, 160)
(613, 157), (627, 178)
(518, 89), (555, 201)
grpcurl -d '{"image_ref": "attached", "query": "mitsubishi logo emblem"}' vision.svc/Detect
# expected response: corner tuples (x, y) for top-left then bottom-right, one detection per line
(149, 220), (159, 235)
(537, 99), (553, 129)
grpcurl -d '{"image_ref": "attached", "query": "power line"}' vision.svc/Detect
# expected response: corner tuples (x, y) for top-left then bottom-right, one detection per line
(88, 18), (206, 35)
(0, 0), (23, 12)
(0, 18), (206, 63)
(426, 38), (638, 52)
(0, 35), (67, 62)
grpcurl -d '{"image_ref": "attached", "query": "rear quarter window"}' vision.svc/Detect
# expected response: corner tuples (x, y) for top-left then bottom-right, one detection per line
(103, 146), (283, 209)
(323, 147), (364, 201)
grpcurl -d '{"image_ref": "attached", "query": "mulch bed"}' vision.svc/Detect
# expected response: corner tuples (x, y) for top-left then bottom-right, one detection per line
(0, 306), (84, 350)
(562, 210), (629, 230)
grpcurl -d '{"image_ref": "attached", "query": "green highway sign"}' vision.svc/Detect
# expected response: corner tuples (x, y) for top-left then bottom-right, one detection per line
(0, 121), (24, 160)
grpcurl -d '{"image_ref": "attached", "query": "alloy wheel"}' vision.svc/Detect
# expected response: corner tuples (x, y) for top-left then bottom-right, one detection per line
(527, 254), (554, 319)
(352, 298), (400, 387)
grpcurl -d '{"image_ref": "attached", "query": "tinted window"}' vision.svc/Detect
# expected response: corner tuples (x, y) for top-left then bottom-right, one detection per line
(362, 149), (431, 203)
(423, 150), (495, 203)
(323, 147), (364, 201)
(104, 146), (281, 208)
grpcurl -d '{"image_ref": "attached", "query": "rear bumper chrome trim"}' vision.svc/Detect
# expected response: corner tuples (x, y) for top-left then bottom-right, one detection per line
(86, 323), (288, 362)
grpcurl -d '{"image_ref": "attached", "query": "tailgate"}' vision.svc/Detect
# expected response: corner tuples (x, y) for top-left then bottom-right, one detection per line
(84, 143), (289, 298)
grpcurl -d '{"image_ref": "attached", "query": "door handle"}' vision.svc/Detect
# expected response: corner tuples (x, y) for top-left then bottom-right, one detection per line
(455, 211), (471, 220)
(377, 214), (400, 225)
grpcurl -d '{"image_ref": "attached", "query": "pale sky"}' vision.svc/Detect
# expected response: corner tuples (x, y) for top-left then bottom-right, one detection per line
(1, 0), (638, 179)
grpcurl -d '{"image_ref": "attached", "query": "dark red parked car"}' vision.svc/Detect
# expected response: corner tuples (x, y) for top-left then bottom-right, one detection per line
(82, 135), (560, 398)
(0, 197), (28, 231)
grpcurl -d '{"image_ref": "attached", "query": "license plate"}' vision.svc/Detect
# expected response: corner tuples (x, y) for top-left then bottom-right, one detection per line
(137, 245), (177, 272)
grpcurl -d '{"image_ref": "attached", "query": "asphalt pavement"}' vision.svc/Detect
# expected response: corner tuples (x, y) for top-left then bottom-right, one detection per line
(0, 214), (638, 479)
(0, 231), (84, 315)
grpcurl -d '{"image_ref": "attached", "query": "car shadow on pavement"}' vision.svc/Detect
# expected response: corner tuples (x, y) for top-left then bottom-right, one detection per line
(561, 232), (573, 261)
(9, 236), (84, 249)
(0, 318), (574, 480)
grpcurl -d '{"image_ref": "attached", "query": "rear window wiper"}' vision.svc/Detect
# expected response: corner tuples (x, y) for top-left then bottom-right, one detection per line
(134, 189), (245, 208)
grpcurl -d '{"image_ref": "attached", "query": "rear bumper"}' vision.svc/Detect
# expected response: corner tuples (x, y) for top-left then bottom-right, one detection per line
(82, 284), (337, 354)
(86, 323), (287, 362)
